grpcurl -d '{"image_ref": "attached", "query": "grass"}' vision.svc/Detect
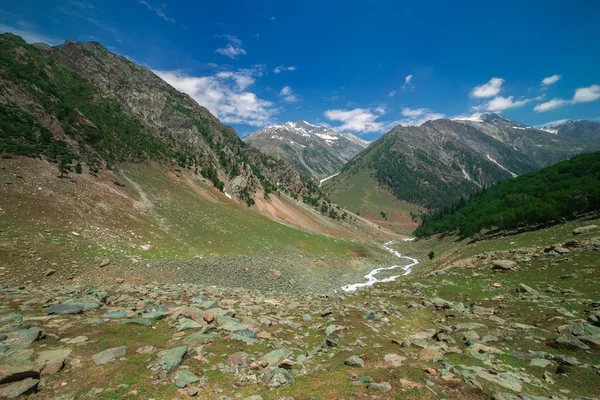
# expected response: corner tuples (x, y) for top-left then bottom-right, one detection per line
(2, 214), (598, 399)
(0, 160), (379, 270)
(120, 165), (355, 258)
(327, 168), (423, 234)
(390, 216), (600, 276)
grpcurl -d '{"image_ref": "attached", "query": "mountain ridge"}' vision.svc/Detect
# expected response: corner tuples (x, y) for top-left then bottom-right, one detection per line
(540, 119), (600, 140)
(245, 120), (368, 179)
(326, 113), (600, 228)
(0, 33), (324, 206)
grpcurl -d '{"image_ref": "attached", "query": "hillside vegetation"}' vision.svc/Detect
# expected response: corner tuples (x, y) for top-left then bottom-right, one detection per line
(0, 33), (322, 205)
(415, 152), (600, 237)
(327, 116), (600, 233)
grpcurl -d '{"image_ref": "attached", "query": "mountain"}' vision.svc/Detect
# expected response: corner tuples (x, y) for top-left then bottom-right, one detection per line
(0, 33), (320, 206)
(541, 119), (600, 140)
(1, 33), (405, 295)
(416, 151), (600, 237)
(326, 113), (600, 226)
(245, 121), (369, 179)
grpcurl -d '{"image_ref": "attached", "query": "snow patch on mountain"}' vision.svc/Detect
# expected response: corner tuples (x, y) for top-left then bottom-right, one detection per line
(486, 154), (518, 178)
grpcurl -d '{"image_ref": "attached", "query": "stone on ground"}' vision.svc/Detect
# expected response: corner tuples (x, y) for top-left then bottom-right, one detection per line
(0, 377), (39, 398)
(344, 355), (364, 368)
(45, 304), (83, 315)
(92, 346), (127, 365)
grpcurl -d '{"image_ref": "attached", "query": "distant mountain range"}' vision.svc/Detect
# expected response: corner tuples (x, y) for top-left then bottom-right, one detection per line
(245, 121), (369, 179)
(540, 120), (600, 140)
(326, 113), (600, 215)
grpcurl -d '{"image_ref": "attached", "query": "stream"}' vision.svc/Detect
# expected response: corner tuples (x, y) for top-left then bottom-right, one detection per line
(341, 239), (419, 292)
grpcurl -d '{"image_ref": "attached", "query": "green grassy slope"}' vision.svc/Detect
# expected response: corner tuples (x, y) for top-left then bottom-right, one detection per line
(0, 160), (373, 264)
(326, 168), (423, 234)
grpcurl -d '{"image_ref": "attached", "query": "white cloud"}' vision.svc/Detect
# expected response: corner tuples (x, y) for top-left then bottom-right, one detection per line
(138, 0), (175, 23)
(451, 112), (484, 122)
(401, 107), (427, 117)
(215, 35), (246, 59)
(533, 98), (570, 112)
(399, 74), (415, 91)
(388, 90), (396, 97)
(215, 71), (255, 91)
(535, 119), (570, 128)
(573, 84), (600, 103)
(542, 74), (561, 86)
(154, 67), (277, 127)
(325, 106), (442, 133)
(279, 86), (297, 103)
(397, 108), (444, 126)
(532, 84), (600, 112)
(0, 22), (61, 45)
(273, 65), (296, 74)
(215, 34), (242, 46)
(485, 96), (531, 111)
(471, 77), (504, 98)
(215, 44), (246, 59)
(324, 108), (385, 133)
(374, 106), (386, 115)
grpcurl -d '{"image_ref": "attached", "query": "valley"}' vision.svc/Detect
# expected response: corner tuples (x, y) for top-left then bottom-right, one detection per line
(0, 212), (598, 399)
(0, 26), (599, 400)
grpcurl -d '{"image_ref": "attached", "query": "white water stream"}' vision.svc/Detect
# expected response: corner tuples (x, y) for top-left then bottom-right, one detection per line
(318, 172), (340, 187)
(341, 239), (419, 292)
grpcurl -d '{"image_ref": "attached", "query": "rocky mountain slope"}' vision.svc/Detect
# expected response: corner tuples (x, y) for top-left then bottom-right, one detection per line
(245, 121), (369, 179)
(327, 114), (600, 215)
(0, 33), (317, 205)
(541, 120), (600, 140)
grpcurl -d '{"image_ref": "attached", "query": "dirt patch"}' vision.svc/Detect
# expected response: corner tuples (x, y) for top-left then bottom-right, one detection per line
(348, 247), (368, 257)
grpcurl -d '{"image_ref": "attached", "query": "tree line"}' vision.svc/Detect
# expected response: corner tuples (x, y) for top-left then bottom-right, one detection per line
(415, 152), (600, 237)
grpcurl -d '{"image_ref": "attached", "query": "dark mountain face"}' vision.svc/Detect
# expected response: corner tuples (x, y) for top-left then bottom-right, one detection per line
(450, 114), (597, 167)
(327, 114), (600, 210)
(556, 120), (600, 140)
(0, 34), (319, 202)
(245, 121), (369, 179)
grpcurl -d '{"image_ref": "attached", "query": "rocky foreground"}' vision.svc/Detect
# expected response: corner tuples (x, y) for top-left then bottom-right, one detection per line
(0, 234), (599, 399)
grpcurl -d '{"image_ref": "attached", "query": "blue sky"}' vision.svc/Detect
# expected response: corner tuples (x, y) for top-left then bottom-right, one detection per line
(1, 0), (599, 139)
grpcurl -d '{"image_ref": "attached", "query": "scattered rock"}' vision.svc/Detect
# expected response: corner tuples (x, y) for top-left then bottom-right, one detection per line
(344, 355), (364, 368)
(136, 346), (156, 354)
(0, 377), (39, 398)
(153, 347), (188, 372)
(37, 348), (72, 375)
(92, 346), (127, 365)
(492, 260), (517, 271)
(0, 364), (40, 384)
(383, 353), (406, 367)
(226, 352), (250, 367)
(572, 225), (598, 235)
(45, 304), (84, 315)
(260, 348), (291, 367)
(367, 382), (391, 392)
(419, 347), (443, 362)
(173, 369), (201, 388)
(516, 283), (539, 295)
(203, 312), (215, 323)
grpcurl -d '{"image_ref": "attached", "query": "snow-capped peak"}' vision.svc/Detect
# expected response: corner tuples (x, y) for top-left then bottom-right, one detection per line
(540, 126), (559, 135)
(246, 120), (370, 149)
